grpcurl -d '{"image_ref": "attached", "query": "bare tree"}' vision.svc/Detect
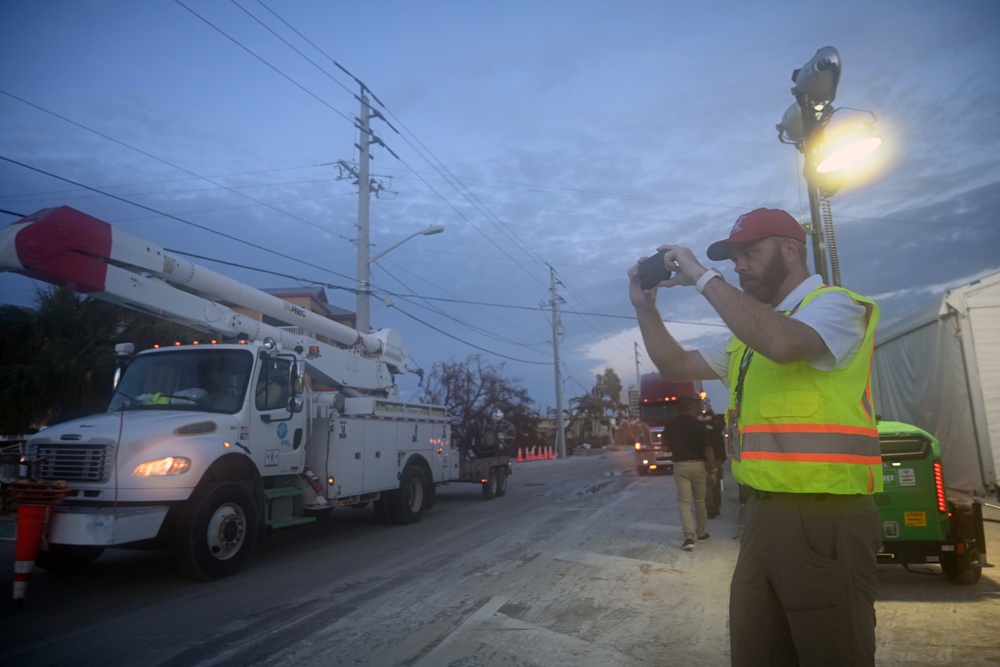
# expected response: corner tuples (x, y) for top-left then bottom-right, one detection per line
(421, 354), (537, 449)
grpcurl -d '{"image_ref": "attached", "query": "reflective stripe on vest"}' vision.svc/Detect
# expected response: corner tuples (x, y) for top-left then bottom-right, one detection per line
(728, 285), (882, 495)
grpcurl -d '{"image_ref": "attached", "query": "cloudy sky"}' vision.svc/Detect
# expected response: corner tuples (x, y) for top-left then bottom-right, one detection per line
(1, 1), (998, 414)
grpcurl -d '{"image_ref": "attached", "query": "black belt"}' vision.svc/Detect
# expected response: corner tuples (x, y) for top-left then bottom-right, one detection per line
(740, 485), (833, 502)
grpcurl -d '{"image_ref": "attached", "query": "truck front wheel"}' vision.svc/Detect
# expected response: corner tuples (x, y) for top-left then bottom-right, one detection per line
(173, 482), (259, 581)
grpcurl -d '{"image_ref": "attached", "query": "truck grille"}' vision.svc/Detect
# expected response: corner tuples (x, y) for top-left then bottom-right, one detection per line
(27, 442), (114, 483)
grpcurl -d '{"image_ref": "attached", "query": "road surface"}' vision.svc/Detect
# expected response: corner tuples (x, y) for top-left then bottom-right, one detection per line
(1, 448), (998, 666)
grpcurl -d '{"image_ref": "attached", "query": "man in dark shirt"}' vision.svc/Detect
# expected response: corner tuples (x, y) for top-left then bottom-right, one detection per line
(699, 409), (727, 518)
(666, 395), (717, 550)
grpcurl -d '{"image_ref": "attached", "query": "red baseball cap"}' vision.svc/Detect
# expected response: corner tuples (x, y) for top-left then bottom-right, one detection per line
(706, 208), (806, 261)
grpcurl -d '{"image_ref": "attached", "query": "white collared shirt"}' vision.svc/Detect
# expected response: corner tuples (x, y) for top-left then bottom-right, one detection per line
(698, 274), (868, 385)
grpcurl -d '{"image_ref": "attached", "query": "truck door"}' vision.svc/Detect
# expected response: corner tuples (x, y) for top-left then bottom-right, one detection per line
(253, 357), (306, 474)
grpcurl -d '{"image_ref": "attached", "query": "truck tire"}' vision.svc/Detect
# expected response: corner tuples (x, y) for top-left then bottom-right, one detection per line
(389, 465), (427, 525)
(173, 481), (259, 581)
(424, 478), (437, 510)
(482, 467), (498, 500)
(942, 549), (982, 585)
(495, 466), (508, 497)
(36, 544), (105, 571)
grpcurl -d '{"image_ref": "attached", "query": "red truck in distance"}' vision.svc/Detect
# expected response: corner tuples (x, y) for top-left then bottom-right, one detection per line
(635, 373), (704, 475)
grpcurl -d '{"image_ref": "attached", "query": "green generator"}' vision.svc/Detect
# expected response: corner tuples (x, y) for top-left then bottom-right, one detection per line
(875, 421), (990, 584)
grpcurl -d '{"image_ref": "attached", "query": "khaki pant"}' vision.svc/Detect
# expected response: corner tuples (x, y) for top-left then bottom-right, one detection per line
(674, 460), (708, 540)
(730, 492), (880, 667)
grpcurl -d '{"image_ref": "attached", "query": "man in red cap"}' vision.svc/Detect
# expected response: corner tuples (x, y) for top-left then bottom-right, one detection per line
(628, 208), (882, 667)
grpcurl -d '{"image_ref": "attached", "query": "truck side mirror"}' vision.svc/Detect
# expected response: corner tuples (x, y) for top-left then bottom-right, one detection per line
(288, 395), (304, 414)
(113, 342), (135, 390)
(292, 360), (305, 395)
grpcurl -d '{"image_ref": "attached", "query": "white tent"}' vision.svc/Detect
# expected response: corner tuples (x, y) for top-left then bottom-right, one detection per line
(872, 271), (1000, 497)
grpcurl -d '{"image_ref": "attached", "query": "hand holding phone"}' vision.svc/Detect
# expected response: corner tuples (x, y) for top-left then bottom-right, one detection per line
(637, 250), (672, 290)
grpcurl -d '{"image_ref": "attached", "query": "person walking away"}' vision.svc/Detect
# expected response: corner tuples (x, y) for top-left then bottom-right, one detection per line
(627, 208), (882, 667)
(667, 395), (718, 550)
(699, 409), (727, 518)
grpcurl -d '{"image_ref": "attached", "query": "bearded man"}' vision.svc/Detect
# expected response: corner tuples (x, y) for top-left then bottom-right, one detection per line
(628, 208), (882, 667)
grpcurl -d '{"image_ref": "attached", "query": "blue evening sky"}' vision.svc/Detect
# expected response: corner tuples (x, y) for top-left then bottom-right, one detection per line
(1, 1), (998, 413)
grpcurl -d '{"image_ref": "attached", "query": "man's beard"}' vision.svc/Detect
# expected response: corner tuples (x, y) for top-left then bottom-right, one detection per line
(739, 252), (788, 305)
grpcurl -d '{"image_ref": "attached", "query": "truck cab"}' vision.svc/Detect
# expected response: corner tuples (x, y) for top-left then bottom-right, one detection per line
(635, 426), (673, 475)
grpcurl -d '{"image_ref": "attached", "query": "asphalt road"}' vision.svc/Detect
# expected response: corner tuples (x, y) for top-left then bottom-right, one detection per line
(1, 449), (998, 666)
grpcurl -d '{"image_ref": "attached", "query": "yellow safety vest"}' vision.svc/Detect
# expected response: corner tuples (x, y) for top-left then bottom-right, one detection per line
(727, 286), (883, 495)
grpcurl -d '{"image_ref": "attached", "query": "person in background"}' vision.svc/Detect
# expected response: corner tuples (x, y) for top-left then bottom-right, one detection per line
(666, 394), (717, 550)
(628, 207), (882, 666)
(699, 408), (727, 518)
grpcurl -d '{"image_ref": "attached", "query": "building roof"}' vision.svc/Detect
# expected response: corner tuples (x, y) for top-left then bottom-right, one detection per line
(261, 286), (355, 320)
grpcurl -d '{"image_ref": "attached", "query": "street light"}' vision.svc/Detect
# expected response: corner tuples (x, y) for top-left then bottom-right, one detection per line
(776, 46), (882, 286)
(356, 224), (444, 332)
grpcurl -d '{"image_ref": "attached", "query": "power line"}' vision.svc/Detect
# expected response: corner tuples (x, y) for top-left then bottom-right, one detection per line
(0, 154), (359, 285)
(247, 1), (552, 288)
(0, 89), (356, 244)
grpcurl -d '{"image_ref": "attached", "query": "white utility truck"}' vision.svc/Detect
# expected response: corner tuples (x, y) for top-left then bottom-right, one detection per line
(0, 206), (513, 580)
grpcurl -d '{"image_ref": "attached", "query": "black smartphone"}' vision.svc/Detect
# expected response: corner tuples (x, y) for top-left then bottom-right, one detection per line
(638, 250), (672, 290)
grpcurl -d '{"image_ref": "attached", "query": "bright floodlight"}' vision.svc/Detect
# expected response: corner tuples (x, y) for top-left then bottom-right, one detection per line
(817, 137), (882, 173)
(816, 118), (882, 173)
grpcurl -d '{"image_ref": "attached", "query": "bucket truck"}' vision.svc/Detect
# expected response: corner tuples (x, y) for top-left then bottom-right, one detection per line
(0, 206), (514, 581)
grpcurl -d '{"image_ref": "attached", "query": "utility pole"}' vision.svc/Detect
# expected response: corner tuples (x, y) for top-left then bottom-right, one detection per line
(354, 93), (373, 332)
(548, 266), (567, 459)
(634, 341), (641, 385)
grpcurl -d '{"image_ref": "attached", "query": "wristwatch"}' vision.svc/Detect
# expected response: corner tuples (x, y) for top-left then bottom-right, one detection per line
(696, 268), (723, 294)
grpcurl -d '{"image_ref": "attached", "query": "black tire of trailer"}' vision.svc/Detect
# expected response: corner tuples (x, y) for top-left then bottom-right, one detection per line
(495, 466), (508, 497)
(941, 548), (982, 585)
(388, 464), (428, 525)
(482, 467), (499, 500)
(173, 481), (259, 581)
(35, 544), (106, 571)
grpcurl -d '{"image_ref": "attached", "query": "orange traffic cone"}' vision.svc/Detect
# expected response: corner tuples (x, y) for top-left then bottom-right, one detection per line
(547, 446), (553, 459)
(517, 448), (524, 462)
(12, 504), (49, 607)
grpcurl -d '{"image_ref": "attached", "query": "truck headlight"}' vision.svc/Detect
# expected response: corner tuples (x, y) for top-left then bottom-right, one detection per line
(133, 456), (191, 477)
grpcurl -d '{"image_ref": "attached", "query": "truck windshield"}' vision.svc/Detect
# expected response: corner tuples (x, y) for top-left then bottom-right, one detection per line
(108, 349), (254, 414)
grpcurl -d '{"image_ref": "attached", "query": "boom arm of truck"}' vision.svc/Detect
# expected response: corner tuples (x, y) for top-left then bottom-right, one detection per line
(0, 206), (415, 395)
